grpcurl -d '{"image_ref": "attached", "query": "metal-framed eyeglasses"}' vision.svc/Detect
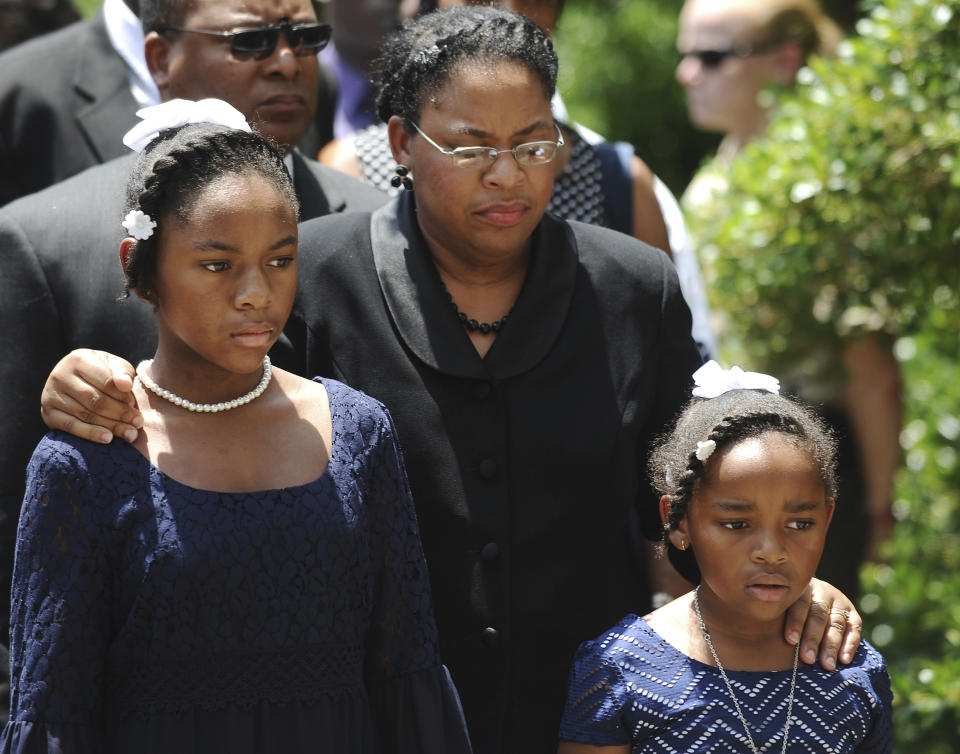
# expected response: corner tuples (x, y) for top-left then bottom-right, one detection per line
(158, 17), (332, 61)
(408, 121), (565, 169)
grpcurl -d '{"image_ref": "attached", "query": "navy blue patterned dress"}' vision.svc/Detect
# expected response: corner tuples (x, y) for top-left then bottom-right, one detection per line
(2, 378), (472, 754)
(560, 614), (893, 753)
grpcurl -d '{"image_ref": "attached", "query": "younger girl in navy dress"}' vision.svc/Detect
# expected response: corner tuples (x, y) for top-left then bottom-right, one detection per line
(558, 361), (892, 753)
(2, 111), (471, 753)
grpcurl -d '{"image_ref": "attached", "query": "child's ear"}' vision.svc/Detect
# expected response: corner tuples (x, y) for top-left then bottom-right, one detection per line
(660, 495), (691, 551)
(119, 237), (135, 270)
(658, 495), (672, 527)
(118, 239), (154, 303)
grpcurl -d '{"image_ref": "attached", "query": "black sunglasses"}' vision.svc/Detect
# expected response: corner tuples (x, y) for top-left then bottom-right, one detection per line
(159, 17), (332, 61)
(680, 42), (778, 69)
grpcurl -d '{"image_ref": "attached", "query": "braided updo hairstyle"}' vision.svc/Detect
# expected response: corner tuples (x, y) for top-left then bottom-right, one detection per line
(650, 389), (838, 537)
(373, 5), (558, 127)
(120, 123), (298, 299)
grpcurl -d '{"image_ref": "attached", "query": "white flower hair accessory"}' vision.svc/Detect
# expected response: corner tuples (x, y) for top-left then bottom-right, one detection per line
(695, 440), (717, 462)
(122, 98), (251, 153)
(691, 360), (780, 399)
(121, 210), (157, 241)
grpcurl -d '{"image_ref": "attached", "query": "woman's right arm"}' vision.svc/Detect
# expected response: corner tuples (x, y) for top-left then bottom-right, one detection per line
(2, 437), (115, 751)
(41, 349), (143, 443)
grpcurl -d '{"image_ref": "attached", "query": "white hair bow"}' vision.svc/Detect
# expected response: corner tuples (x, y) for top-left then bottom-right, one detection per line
(691, 360), (780, 399)
(122, 98), (251, 152)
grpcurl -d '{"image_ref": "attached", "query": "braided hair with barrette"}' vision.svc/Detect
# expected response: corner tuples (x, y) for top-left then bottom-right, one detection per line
(649, 389), (839, 549)
(119, 123), (297, 301)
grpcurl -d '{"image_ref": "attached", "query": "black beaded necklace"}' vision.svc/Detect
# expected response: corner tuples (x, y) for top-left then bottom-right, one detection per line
(439, 281), (509, 335)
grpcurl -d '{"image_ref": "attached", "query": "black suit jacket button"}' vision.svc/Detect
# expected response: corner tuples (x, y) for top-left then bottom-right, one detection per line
(481, 627), (499, 648)
(478, 458), (497, 479)
(481, 542), (499, 561)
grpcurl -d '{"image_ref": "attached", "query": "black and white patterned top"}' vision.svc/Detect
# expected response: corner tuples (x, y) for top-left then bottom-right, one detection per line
(560, 614), (893, 752)
(352, 122), (607, 226)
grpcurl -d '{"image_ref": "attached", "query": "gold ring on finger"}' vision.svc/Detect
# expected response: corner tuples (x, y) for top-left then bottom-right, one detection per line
(829, 608), (850, 620)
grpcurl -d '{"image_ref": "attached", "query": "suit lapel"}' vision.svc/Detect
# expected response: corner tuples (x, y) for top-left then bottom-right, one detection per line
(73, 12), (139, 164)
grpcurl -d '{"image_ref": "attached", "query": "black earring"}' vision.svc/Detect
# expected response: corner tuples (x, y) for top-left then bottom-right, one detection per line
(391, 164), (414, 191)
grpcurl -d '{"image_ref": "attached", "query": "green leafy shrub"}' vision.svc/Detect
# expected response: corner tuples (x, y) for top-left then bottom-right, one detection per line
(861, 327), (960, 750)
(687, 0), (960, 747)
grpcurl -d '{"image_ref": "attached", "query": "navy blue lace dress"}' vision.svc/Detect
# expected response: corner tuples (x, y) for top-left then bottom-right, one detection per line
(560, 614), (893, 753)
(1, 378), (472, 754)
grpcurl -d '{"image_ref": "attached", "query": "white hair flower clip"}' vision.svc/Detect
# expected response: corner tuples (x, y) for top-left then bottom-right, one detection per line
(695, 440), (717, 462)
(122, 98), (251, 153)
(122, 210), (157, 241)
(692, 360), (780, 399)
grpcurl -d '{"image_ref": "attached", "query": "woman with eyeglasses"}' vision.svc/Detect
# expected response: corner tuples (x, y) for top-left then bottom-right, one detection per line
(41, 7), (864, 753)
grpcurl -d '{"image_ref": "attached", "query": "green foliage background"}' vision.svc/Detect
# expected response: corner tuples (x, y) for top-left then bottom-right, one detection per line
(75, 0), (99, 17)
(683, 0), (960, 748)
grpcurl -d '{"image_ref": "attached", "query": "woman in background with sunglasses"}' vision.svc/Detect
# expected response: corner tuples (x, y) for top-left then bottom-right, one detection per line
(675, 0), (841, 163)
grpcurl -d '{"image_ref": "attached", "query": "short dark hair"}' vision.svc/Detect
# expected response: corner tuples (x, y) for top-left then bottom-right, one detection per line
(139, 0), (195, 34)
(120, 124), (298, 299)
(373, 5), (558, 125)
(416, 0), (568, 28)
(650, 389), (838, 534)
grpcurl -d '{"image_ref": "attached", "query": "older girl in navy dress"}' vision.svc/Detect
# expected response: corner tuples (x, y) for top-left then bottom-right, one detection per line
(2, 115), (471, 753)
(559, 362), (892, 753)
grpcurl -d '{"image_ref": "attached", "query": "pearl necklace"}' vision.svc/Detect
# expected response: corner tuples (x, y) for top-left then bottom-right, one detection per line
(135, 356), (272, 413)
(694, 585), (798, 754)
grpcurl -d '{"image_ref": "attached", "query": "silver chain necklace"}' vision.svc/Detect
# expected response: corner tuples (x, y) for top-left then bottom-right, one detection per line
(136, 356), (272, 413)
(694, 585), (799, 754)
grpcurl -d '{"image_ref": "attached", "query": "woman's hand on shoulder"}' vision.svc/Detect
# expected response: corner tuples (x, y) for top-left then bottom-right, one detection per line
(41, 348), (142, 444)
(784, 578), (862, 670)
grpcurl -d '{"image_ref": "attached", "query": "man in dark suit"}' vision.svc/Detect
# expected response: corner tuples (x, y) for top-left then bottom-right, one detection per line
(0, 0), (387, 717)
(0, 0), (339, 206)
(0, 3), (138, 205)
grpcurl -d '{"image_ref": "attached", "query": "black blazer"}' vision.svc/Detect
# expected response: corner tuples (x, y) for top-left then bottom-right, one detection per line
(283, 195), (703, 753)
(0, 11), (136, 207)
(0, 151), (387, 652)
